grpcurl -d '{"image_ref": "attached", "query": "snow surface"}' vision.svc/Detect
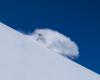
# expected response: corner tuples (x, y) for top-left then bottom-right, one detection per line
(0, 22), (99, 80)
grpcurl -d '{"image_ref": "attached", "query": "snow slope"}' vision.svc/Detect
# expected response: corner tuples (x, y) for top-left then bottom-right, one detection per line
(0, 22), (99, 80)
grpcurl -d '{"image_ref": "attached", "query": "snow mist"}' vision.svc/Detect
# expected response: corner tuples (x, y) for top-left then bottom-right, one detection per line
(31, 28), (79, 60)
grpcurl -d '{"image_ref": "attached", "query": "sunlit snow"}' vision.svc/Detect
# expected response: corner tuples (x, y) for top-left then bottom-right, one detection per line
(0, 22), (99, 80)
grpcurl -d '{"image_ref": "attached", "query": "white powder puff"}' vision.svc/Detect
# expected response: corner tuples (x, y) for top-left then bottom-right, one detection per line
(31, 28), (79, 60)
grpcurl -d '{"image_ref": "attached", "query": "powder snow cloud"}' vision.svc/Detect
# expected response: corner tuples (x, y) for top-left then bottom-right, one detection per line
(31, 28), (79, 60)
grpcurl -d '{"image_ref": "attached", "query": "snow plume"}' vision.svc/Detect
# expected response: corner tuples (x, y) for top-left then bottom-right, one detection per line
(31, 28), (79, 60)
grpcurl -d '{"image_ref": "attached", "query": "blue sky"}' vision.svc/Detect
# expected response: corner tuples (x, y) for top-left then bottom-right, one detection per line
(0, 0), (100, 74)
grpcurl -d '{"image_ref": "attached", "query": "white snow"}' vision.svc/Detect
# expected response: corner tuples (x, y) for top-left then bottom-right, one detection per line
(0, 22), (99, 80)
(31, 28), (79, 60)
